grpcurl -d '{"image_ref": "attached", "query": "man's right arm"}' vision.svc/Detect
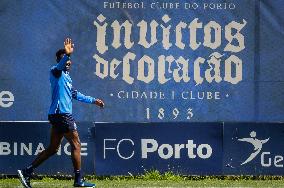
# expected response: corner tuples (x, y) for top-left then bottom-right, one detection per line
(54, 38), (74, 70)
(56, 54), (70, 70)
(51, 38), (74, 77)
(50, 54), (70, 77)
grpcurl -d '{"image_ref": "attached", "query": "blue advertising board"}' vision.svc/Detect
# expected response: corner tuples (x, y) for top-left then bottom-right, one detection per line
(94, 122), (223, 175)
(0, 0), (283, 122)
(0, 122), (94, 175)
(2, 122), (284, 175)
(223, 122), (284, 175)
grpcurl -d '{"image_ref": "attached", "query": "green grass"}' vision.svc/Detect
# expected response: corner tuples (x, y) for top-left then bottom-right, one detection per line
(2, 171), (284, 188)
(2, 178), (284, 188)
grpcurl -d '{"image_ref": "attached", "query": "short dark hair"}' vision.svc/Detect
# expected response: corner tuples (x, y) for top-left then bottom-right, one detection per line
(56, 49), (66, 63)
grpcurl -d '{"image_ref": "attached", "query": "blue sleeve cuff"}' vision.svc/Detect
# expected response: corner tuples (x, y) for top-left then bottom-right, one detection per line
(92, 98), (96, 104)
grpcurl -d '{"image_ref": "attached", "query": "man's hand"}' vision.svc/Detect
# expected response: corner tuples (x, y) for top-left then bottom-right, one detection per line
(64, 38), (74, 55)
(95, 99), (105, 108)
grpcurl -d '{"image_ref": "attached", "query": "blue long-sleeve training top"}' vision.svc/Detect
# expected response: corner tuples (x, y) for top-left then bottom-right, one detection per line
(48, 54), (96, 115)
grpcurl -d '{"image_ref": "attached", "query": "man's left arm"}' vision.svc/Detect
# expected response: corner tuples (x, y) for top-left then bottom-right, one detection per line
(72, 88), (104, 107)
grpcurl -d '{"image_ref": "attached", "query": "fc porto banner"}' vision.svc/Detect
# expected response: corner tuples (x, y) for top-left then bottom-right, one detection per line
(0, 0), (284, 122)
(94, 122), (223, 175)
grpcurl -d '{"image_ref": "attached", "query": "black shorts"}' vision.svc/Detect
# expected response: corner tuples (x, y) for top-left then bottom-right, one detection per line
(48, 114), (77, 133)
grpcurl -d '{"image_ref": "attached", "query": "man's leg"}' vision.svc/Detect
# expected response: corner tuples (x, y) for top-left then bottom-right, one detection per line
(18, 126), (64, 188)
(64, 130), (81, 170)
(64, 130), (95, 187)
(31, 125), (64, 168)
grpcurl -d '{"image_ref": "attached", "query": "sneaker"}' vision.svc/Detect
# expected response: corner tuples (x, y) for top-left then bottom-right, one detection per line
(17, 169), (32, 188)
(74, 179), (96, 187)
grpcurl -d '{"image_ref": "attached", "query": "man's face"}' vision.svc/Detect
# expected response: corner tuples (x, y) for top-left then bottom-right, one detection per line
(65, 60), (72, 71)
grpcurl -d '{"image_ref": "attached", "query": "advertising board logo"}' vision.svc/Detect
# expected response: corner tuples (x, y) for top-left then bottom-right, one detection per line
(103, 138), (213, 160)
(238, 131), (284, 168)
(238, 131), (269, 165)
(0, 142), (88, 156)
(0, 91), (14, 108)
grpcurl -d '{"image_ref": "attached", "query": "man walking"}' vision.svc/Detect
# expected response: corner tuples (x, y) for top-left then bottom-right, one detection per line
(18, 38), (104, 188)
